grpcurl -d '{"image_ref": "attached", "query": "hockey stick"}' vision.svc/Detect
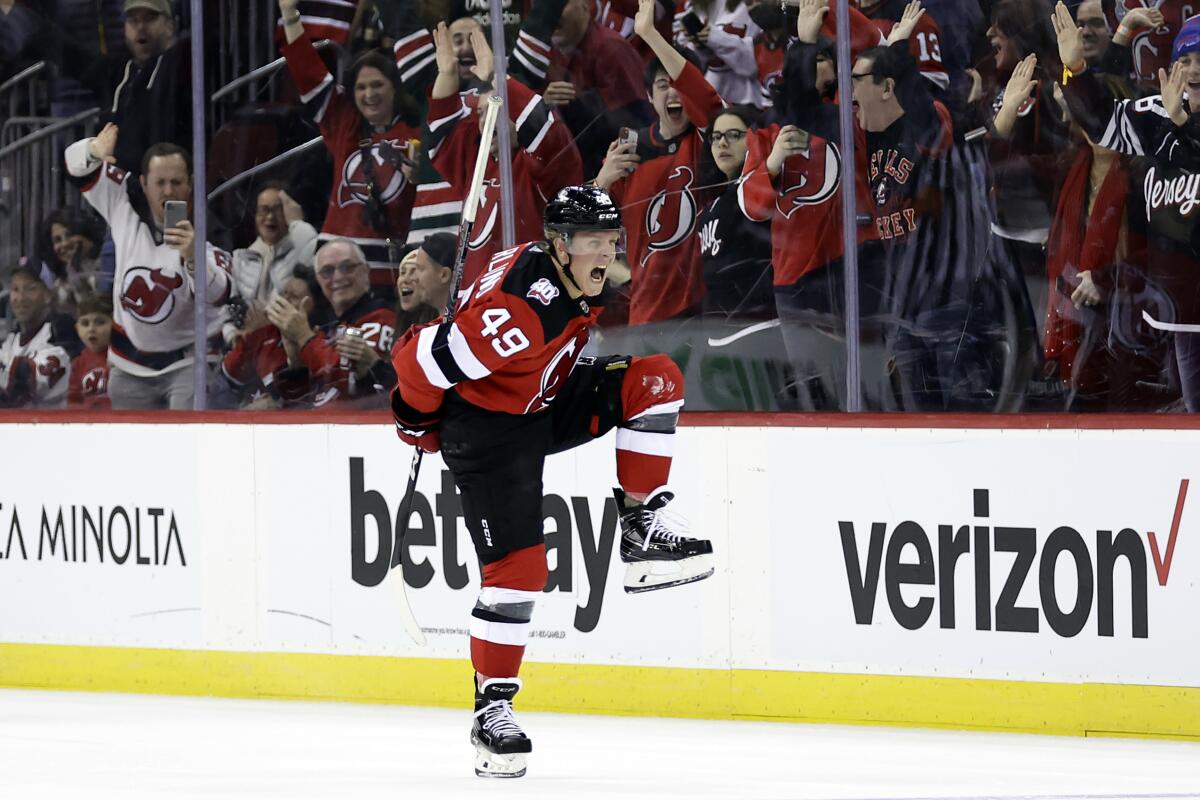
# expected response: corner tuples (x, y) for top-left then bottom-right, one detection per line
(389, 96), (504, 642)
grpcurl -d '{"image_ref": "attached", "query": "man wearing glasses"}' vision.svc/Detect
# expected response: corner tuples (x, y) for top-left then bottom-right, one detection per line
(266, 238), (396, 406)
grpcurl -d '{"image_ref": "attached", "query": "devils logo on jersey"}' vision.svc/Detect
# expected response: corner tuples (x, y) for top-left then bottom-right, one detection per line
(777, 141), (842, 219)
(37, 355), (66, 387)
(337, 139), (410, 208)
(644, 166), (699, 256)
(523, 329), (588, 413)
(121, 267), (184, 324)
(81, 366), (108, 397)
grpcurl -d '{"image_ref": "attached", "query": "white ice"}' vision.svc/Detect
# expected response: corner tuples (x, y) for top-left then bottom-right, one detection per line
(0, 688), (1197, 800)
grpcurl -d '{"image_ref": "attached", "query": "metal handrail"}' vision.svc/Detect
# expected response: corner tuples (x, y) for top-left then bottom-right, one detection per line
(206, 135), (323, 201)
(0, 61), (47, 97)
(0, 108), (101, 160)
(211, 39), (333, 102)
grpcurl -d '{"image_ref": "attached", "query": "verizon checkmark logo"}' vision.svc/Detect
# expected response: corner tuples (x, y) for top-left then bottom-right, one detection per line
(1148, 479), (1188, 587)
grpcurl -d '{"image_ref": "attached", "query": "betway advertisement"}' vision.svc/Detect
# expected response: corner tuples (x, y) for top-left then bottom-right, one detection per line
(0, 422), (1197, 688)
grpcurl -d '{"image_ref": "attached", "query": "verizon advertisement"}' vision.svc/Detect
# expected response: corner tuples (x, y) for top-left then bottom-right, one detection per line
(0, 422), (1197, 688)
(763, 428), (1200, 686)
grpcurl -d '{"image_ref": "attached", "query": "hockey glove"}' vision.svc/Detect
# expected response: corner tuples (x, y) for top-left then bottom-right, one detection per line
(390, 386), (442, 453)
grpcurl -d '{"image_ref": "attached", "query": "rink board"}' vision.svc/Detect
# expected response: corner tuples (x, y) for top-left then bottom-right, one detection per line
(0, 416), (1198, 738)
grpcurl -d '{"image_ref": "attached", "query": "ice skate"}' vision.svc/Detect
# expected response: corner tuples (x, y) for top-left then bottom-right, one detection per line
(471, 677), (532, 778)
(615, 487), (714, 593)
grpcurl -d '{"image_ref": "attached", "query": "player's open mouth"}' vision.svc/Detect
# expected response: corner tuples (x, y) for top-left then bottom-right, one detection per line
(589, 266), (606, 283)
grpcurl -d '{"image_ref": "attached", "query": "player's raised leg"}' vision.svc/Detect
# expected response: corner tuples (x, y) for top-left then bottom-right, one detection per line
(610, 354), (714, 593)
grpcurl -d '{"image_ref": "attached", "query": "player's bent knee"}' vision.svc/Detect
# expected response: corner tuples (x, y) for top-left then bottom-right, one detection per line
(622, 355), (685, 425)
(481, 544), (548, 592)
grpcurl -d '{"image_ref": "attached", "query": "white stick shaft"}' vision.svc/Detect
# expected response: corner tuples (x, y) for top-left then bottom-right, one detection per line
(463, 96), (503, 224)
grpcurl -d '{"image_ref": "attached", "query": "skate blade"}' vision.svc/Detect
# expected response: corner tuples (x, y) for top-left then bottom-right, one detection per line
(624, 555), (714, 594)
(474, 747), (527, 779)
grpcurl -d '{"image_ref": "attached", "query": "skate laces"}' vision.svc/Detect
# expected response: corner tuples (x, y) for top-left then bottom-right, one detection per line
(638, 505), (690, 550)
(475, 699), (524, 739)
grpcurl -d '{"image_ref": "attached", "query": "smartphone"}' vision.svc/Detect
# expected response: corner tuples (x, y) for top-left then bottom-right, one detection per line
(163, 200), (188, 230)
(680, 9), (705, 36)
(618, 126), (638, 148)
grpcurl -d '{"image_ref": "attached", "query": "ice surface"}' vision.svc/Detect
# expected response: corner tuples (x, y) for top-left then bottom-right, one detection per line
(0, 688), (1197, 800)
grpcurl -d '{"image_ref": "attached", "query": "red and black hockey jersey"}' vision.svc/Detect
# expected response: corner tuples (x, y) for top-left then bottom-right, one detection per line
(1106, 0), (1190, 85)
(290, 293), (398, 404)
(606, 61), (724, 324)
(220, 324), (289, 403)
(738, 126), (863, 287)
(856, 0), (949, 92)
(282, 31), (420, 283)
(425, 78), (582, 287)
(68, 347), (111, 409)
(393, 242), (602, 417)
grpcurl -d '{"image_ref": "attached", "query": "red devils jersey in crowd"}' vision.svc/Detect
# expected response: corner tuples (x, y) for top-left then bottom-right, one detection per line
(1107, 0), (1190, 84)
(273, 0), (356, 47)
(607, 62), (723, 324)
(291, 294), (398, 404)
(426, 78), (582, 287)
(282, 31), (419, 285)
(393, 242), (603, 417)
(68, 347), (111, 409)
(755, 36), (786, 108)
(220, 325), (290, 403)
(856, 0), (950, 92)
(738, 126), (870, 287)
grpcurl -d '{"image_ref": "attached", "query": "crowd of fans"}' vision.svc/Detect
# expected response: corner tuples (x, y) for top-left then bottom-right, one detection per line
(3, 0), (1200, 413)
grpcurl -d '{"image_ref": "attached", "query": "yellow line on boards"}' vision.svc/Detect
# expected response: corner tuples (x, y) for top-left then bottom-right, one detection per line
(1, 644), (1196, 740)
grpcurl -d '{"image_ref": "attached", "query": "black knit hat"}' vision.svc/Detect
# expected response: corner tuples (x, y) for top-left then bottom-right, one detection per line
(420, 233), (457, 269)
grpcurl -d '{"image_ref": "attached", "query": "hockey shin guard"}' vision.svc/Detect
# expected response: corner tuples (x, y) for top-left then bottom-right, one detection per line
(615, 355), (685, 497)
(470, 544), (547, 679)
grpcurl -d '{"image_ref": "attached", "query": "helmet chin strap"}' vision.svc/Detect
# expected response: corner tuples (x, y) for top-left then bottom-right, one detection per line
(554, 237), (585, 294)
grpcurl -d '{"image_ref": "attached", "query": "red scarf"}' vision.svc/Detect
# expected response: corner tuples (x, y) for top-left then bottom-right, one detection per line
(1043, 147), (1128, 382)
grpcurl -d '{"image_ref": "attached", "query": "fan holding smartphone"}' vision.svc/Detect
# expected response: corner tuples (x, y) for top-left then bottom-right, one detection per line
(161, 199), (197, 270)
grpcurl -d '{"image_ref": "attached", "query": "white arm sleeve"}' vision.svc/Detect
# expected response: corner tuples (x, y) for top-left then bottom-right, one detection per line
(65, 137), (134, 223)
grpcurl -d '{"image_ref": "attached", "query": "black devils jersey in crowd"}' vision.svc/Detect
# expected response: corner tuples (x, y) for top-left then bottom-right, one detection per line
(1064, 68), (1200, 331)
(393, 243), (604, 417)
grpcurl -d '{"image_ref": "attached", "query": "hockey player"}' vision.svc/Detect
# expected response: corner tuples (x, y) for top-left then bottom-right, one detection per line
(65, 124), (233, 410)
(390, 186), (714, 778)
(278, 0), (421, 296)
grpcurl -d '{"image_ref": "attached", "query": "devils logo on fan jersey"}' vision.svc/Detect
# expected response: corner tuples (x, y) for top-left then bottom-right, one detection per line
(80, 367), (108, 396)
(121, 267), (184, 324)
(38, 355), (66, 387)
(644, 166), (699, 256)
(337, 139), (410, 208)
(777, 141), (842, 219)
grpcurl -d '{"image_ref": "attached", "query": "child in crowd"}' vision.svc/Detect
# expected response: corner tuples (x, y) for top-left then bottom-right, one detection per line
(68, 293), (113, 409)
